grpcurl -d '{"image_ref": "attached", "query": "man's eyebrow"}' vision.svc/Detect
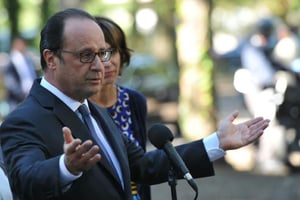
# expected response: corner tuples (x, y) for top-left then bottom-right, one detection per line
(80, 47), (107, 52)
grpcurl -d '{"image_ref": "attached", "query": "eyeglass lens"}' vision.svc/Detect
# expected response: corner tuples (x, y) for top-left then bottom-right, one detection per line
(80, 50), (112, 63)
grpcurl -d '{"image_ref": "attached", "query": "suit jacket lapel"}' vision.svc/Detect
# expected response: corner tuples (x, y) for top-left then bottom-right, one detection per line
(89, 102), (131, 191)
(54, 102), (122, 186)
(30, 80), (124, 190)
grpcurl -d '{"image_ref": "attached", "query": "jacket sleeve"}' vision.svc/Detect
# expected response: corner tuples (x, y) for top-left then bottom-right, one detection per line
(127, 136), (215, 185)
(0, 116), (64, 200)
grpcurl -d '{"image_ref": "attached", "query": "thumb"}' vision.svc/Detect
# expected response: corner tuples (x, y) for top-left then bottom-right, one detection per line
(63, 126), (73, 144)
(228, 110), (239, 123)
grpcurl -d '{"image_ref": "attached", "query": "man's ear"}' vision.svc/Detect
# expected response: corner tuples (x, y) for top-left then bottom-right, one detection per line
(43, 49), (57, 69)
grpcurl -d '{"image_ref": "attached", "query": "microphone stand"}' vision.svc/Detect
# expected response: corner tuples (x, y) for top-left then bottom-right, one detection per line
(168, 164), (199, 200)
(168, 165), (178, 200)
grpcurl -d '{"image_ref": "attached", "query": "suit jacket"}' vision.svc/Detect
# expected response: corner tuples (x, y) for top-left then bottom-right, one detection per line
(0, 79), (214, 200)
(109, 86), (150, 200)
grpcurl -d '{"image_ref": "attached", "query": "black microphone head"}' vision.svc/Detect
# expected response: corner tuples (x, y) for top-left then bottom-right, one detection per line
(148, 124), (174, 149)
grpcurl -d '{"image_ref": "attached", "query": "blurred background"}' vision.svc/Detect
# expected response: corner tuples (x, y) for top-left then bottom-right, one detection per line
(1, 0), (300, 199)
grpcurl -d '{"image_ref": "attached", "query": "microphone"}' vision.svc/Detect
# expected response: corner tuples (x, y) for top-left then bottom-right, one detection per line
(148, 124), (198, 194)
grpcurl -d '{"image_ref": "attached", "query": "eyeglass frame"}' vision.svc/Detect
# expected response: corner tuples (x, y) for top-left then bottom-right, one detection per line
(60, 48), (114, 63)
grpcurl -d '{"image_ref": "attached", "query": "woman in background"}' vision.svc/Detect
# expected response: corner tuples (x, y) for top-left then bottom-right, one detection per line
(90, 16), (150, 200)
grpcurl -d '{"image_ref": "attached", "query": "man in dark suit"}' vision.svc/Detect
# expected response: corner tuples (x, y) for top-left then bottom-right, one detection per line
(3, 36), (38, 112)
(0, 8), (269, 200)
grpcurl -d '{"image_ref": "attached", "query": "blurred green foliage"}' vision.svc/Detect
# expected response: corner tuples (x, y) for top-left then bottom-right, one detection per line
(0, 0), (299, 134)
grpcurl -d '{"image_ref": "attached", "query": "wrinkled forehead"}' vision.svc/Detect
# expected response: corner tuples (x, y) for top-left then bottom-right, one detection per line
(63, 17), (106, 50)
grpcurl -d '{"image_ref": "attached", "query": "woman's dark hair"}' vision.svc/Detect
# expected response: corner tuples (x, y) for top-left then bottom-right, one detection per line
(94, 16), (132, 72)
(40, 8), (95, 70)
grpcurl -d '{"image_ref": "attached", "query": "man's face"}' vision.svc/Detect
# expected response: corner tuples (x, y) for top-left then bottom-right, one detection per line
(52, 17), (106, 102)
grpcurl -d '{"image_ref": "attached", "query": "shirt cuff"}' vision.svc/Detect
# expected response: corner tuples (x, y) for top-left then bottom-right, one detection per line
(203, 132), (226, 162)
(59, 154), (82, 187)
(0, 168), (13, 200)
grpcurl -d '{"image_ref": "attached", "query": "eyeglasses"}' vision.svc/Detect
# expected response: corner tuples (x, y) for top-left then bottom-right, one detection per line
(61, 49), (113, 63)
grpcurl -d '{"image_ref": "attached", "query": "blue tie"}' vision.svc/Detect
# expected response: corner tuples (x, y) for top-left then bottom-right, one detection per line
(78, 105), (111, 161)
(77, 104), (123, 187)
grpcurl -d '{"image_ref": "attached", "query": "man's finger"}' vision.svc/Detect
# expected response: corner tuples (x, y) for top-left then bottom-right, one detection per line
(63, 126), (73, 144)
(244, 117), (264, 127)
(228, 110), (239, 122)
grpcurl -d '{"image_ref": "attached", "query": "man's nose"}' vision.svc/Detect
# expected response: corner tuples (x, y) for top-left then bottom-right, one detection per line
(91, 56), (105, 71)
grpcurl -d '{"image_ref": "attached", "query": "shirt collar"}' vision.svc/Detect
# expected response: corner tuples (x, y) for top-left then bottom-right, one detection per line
(40, 77), (89, 112)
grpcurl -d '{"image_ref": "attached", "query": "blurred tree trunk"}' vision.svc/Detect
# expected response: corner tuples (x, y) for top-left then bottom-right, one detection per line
(58, 0), (84, 9)
(176, 0), (217, 140)
(4, 0), (20, 41)
(153, 0), (180, 72)
(40, 0), (51, 26)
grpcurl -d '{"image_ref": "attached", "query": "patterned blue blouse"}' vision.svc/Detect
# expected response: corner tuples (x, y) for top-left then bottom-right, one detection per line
(107, 85), (142, 147)
(106, 85), (150, 200)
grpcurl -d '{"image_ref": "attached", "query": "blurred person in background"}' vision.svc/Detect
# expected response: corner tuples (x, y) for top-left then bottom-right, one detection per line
(272, 24), (300, 169)
(272, 24), (300, 69)
(89, 16), (150, 200)
(238, 18), (287, 174)
(3, 36), (39, 113)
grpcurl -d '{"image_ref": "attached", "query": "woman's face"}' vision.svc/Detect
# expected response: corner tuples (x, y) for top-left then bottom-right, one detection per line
(102, 42), (121, 86)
